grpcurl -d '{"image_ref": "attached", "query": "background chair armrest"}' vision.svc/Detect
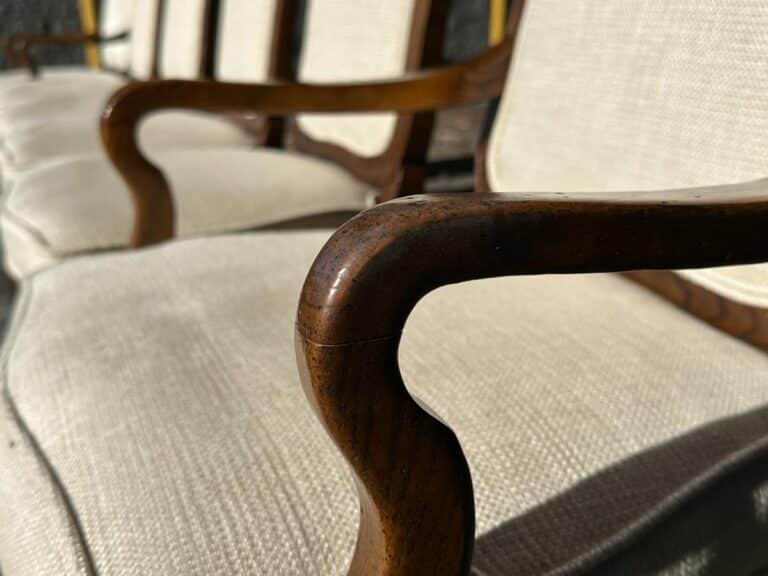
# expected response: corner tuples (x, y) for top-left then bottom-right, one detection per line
(295, 180), (768, 575)
(100, 37), (515, 247)
(3, 31), (128, 76)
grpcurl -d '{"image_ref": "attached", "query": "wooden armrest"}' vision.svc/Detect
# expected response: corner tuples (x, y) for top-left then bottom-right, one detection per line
(3, 31), (128, 76)
(295, 180), (768, 575)
(99, 37), (515, 247)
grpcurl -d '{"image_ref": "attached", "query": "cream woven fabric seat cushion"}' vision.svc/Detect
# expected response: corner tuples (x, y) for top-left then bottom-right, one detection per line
(1, 149), (371, 278)
(0, 68), (120, 95)
(0, 0), (207, 138)
(0, 111), (252, 176)
(0, 70), (122, 102)
(3, 231), (768, 575)
(0, 79), (124, 136)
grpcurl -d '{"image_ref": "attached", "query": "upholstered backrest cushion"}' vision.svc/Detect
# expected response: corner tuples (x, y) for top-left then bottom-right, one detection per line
(488, 0), (768, 193)
(216, 0), (279, 82)
(296, 0), (418, 158)
(128, 0), (160, 79)
(98, 0), (137, 70)
(158, 0), (209, 79)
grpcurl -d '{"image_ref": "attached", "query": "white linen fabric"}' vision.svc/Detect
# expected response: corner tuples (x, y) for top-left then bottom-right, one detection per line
(157, 0), (208, 79)
(0, 111), (252, 179)
(296, 0), (417, 157)
(0, 78), (125, 142)
(487, 0), (768, 307)
(127, 0), (161, 79)
(216, 0), (279, 82)
(0, 68), (120, 99)
(1, 148), (371, 278)
(98, 0), (137, 70)
(0, 0), (423, 276)
(2, 232), (768, 574)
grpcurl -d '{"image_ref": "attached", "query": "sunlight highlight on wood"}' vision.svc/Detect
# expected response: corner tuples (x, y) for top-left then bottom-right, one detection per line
(489, 0), (507, 45)
(79, 0), (100, 68)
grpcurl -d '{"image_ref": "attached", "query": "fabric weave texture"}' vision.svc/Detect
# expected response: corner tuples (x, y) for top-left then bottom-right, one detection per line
(3, 232), (768, 574)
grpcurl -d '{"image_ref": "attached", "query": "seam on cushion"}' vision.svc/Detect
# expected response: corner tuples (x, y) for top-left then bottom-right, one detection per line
(0, 283), (98, 576)
(0, 204), (126, 264)
(1, 205), (56, 253)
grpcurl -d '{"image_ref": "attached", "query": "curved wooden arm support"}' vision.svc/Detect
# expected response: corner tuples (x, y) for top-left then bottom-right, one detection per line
(295, 179), (768, 575)
(3, 31), (128, 76)
(100, 37), (515, 247)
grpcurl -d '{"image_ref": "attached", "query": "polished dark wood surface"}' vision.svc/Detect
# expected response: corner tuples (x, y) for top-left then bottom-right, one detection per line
(101, 37), (514, 246)
(297, 181), (768, 344)
(295, 180), (768, 575)
(295, 334), (474, 576)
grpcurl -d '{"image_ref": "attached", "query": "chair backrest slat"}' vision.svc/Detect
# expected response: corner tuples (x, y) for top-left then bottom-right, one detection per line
(216, 0), (282, 83)
(291, 0), (447, 193)
(98, 0), (137, 71)
(127, 0), (218, 81)
(123, 0), (443, 193)
(158, 0), (211, 79)
(127, 0), (161, 79)
(296, 0), (419, 158)
(486, 0), (768, 194)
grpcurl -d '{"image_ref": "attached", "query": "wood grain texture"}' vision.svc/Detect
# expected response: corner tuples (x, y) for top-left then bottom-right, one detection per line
(100, 37), (514, 246)
(295, 181), (768, 574)
(295, 334), (474, 576)
(626, 270), (768, 352)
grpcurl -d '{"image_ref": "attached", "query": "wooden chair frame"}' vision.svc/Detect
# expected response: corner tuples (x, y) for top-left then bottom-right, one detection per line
(626, 269), (768, 351)
(100, 35), (514, 247)
(99, 37), (513, 575)
(102, 3), (768, 571)
(295, 179), (768, 576)
(100, 0), (453, 247)
(288, 0), (448, 200)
